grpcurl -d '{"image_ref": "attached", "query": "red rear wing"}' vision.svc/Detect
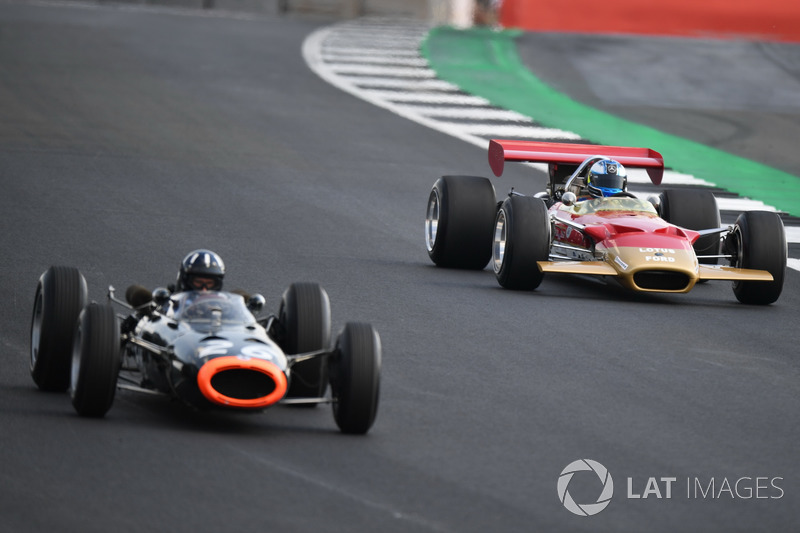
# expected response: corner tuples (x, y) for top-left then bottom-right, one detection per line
(488, 140), (665, 185)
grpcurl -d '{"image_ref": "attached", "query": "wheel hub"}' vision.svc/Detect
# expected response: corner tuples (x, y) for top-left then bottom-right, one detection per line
(493, 209), (507, 274)
(425, 190), (440, 252)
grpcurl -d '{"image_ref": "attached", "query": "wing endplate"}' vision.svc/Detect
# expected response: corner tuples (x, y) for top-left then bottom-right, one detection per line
(489, 140), (664, 185)
(537, 261), (618, 276)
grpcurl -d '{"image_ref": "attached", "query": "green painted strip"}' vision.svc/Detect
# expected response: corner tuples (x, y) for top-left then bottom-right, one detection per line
(421, 26), (800, 216)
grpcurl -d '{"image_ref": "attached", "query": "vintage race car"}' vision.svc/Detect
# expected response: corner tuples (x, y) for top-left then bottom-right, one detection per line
(424, 140), (786, 305)
(29, 268), (381, 434)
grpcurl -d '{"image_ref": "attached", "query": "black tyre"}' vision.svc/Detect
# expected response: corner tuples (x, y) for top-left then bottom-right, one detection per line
(280, 282), (331, 399)
(493, 196), (550, 290)
(425, 175), (497, 269)
(729, 211), (786, 305)
(30, 266), (88, 391)
(70, 303), (121, 417)
(659, 189), (721, 264)
(330, 322), (381, 435)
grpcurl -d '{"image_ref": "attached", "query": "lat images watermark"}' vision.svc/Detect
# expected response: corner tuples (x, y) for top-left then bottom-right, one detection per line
(557, 460), (785, 517)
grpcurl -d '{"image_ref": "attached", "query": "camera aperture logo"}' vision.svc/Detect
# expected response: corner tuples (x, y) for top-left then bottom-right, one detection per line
(557, 459), (614, 516)
(557, 459), (785, 517)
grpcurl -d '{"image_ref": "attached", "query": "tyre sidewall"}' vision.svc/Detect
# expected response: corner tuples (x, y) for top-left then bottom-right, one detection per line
(427, 176), (496, 269)
(30, 266), (88, 391)
(732, 211), (786, 304)
(494, 196), (550, 290)
(70, 303), (120, 417)
(331, 323), (381, 434)
(281, 283), (331, 399)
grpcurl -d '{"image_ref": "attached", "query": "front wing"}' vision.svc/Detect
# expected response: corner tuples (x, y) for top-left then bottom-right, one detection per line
(536, 260), (773, 293)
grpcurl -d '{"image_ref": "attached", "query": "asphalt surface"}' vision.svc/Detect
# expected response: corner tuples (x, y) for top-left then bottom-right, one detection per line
(1, 2), (798, 532)
(516, 32), (800, 177)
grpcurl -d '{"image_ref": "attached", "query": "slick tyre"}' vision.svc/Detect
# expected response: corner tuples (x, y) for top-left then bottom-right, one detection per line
(70, 303), (121, 417)
(30, 266), (88, 391)
(493, 196), (550, 290)
(659, 189), (721, 264)
(330, 323), (381, 435)
(729, 211), (786, 305)
(280, 282), (331, 400)
(425, 175), (497, 269)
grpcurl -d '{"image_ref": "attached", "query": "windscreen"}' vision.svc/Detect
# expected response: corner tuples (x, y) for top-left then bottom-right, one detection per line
(170, 291), (254, 326)
(567, 197), (659, 216)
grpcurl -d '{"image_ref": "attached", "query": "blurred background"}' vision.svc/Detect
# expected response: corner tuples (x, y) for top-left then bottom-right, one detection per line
(124, 0), (800, 41)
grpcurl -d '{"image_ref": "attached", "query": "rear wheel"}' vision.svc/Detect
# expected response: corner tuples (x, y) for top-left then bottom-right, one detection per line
(659, 189), (721, 264)
(70, 303), (121, 417)
(728, 211), (786, 305)
(280, 283), (331, 400)
(493, 196), (550, 290)
(30, 266), (88, 391)
(425, 175), (497, 269)
(330, 323), (381, 435)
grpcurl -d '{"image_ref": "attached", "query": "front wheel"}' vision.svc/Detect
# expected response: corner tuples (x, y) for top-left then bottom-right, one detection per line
(728, 211), (786, 305)
(280, 282), (331, 400)
(330, 323), (381, 435)
(425, 175), (497, 269)
(493, 196), (550, 290)
(70, 303), (121, 417)
(30, 266), (88, 391)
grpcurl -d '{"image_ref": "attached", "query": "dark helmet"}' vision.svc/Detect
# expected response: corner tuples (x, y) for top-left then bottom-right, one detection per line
(177, 250), (225, 292)
(587, 159), (627, 197)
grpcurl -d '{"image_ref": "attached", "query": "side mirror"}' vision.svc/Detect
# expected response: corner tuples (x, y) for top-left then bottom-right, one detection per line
(561, 191), (577, 206)
(647, 194), (662, 216)
(247, 294), (266, 313)
(152, 287), (171, 306)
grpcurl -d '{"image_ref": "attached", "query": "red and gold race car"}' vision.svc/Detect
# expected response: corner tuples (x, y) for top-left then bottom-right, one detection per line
(424, 140), (786, 305)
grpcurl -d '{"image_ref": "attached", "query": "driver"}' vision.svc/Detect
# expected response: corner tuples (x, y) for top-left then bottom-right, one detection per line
(176, 249), (225, 292)
(585, 159), (628, 198)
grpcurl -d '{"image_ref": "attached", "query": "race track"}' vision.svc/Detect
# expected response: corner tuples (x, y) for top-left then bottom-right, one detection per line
(1, 2), (798, 532)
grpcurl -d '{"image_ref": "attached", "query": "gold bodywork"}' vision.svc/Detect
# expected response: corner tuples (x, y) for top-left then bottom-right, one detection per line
(538, 246), (772, 293)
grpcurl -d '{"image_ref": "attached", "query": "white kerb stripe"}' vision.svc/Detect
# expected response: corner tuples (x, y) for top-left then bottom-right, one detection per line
(331, 65), (437, 77)
(360, 91), (491, 105)
(322, 55), (430, 67)
(321, 47), (422, 57)
(449, 123), (583, 139)
(784, 225), (800, 243)
(349, 79), (461, 91)
(397, 105), (535, 121)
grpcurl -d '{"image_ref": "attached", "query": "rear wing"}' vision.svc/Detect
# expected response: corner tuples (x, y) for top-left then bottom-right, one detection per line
(488, 140), (665, 186)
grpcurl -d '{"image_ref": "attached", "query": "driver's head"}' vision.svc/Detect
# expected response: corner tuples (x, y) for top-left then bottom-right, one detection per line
(587, 159), (627, 197)
(177, 250), (225, 292)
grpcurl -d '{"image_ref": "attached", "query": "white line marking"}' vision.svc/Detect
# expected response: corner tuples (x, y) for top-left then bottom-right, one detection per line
(229, 446), (449, 532)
